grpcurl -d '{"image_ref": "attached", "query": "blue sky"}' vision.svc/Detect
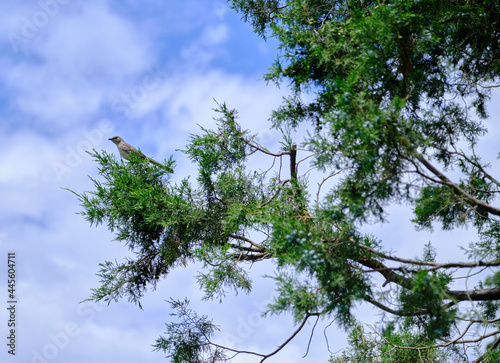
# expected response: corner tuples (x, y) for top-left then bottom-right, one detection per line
(2, 1), (500, 362)
(0, 1), (338, 362)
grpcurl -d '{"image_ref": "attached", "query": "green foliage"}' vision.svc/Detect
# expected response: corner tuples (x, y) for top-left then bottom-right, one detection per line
(72, 151), (193, 306)
(465, 220), (500, 261)
(196, 256), (252, 302)
(412, 185), (465, 230)
(153, 299), (228, 363)
(230, 0), (283, 36)
(329, 324), (379, 363)
(399, 270), (455, 340)
(380, 322), (447, 362)
(185, 103), (248, 198)
(72, 0), (500, 361)
(329, 325), (449, 363)
(330, 323), (449, 363)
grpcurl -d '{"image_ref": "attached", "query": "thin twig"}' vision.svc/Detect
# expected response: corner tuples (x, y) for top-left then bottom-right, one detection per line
(302, 315), (320, 358)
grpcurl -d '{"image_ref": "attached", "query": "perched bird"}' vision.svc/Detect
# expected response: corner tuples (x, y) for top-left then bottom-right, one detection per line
(108, 136), (173, 172)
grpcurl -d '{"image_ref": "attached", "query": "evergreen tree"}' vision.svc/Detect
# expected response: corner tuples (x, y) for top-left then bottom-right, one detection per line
(73, 1), (500, 361)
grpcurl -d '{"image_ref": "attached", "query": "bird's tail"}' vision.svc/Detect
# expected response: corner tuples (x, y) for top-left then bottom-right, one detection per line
(147, 158), (174, 173)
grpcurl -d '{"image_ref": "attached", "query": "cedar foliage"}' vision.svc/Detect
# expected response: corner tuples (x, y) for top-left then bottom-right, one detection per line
(74, 1), (500, 361)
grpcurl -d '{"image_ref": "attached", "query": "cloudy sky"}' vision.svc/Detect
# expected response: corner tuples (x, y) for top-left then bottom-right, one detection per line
(1, 1), (500, 362)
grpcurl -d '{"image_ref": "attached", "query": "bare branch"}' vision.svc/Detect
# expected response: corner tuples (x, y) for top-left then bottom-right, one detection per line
(447, 287), (500, 301)
(232, 252), (272, 262)
(260, 313), (319, 362)
(243, 139), (290, 157)
(363, 295), (443, 317)
(229, 233), (264, 250)
(359, 244), (500, 269)
(227, 243), (264, 253)
(195, 312), (321, 362)
(355, 244), (500, 301)
(259, 179), (290, 208)
(316, 169), (347, 208)
(290, 142), (297, 180)
(416, 154), (500, 216)
(302, 315), (320, 358)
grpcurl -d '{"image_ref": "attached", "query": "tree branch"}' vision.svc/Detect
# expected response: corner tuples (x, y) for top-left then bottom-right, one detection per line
(243, 139), (290, 157)
(447, 287), (500, 301)
(355, 245), (500, 301)
(363, 295), (436, 316)
(357, 255), (413, 290)
(359, 244), (500, 269)
(260, 313), (319, 362)
(290, 142), (297, 180)
(258, 179), (290, 208)
(416, 154), (500, 216)
(229, 234), (264, 250)
(199, 312), (319, 362)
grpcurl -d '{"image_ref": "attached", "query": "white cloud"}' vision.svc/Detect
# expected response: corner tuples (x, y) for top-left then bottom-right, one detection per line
(39, 2), (153, 76)
(0, 2), (155, 125)
(180, 22), (231, 68)
(2, 61), (106, 124)
(202, 23), (230, 45)
(0, 131), (58, 185)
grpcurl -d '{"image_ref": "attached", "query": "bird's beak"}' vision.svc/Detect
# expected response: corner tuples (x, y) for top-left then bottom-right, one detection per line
(108, 138), (113, 140)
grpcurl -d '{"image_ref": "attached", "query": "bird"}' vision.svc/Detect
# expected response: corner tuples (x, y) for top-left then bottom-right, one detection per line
(108, 136), (173, 172)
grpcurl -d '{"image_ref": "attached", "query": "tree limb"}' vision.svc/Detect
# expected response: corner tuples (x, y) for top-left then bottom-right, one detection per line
(416, 154), (500, 216)
(359, 244), (500, 269)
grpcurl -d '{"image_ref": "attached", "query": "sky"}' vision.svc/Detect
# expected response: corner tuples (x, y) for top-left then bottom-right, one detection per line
(1, 1), (500, 363)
